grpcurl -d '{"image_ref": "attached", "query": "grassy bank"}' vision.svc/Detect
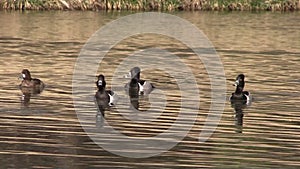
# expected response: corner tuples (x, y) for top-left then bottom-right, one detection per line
(1, 0), (300, 11)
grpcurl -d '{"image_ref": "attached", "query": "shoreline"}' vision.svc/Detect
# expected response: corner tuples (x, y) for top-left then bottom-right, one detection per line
(1, 0), (300, 11)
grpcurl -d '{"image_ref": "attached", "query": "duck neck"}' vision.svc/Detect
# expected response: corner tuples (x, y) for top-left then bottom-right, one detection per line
(25, 77), (32, 81)
(97, 86), (105, 93)
(130, 78), (139, 87)
(235, 86), (244, 94)
(22, 79), (32, 86)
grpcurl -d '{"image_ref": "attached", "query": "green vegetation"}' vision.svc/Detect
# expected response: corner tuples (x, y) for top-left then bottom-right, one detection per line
(1, 0), (299, 11)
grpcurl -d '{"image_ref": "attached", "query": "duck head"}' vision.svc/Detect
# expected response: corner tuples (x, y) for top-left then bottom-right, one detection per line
(20, 69), (32, 80)
(129, 67), (141, 81)
(234, 74), (245, 88)
(96, 74), (106, 90)
(233, 74), (245, 94)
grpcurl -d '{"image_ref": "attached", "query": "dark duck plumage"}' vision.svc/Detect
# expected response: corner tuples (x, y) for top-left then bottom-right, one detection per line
(230, 74), (251, 104)
(19, 69), (45, 94)
(95, 74), (116, 108)
(125, 67), (155, 96)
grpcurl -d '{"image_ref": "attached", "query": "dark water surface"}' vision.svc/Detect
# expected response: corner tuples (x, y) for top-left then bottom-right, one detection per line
(0, 11), (299, 168)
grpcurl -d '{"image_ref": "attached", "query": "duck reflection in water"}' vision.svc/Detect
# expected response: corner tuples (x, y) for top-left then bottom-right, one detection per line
(128, 85), (139, 110)
(95, 105), (105, 128)
(230, 74), (252, 133)
(95, 74), (117, 128)
(19, 69), (45, 107)
(231, 101), (247, 133)
(20, 89), (31, 108)
(124, 67), (155, 110)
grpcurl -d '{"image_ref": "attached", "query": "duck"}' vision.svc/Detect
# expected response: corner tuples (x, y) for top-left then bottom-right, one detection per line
(95, 74), (116, 108)
(19, 69), (45, 94)
(125, 67), (155, 95)
(230, 74), (251, 104)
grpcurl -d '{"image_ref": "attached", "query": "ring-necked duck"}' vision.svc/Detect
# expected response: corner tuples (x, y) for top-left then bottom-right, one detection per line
(125, 67), (155, 95)
(95, 74), (116, 108)
(230, 74), (251, 104)
(19, 69), (45, 94)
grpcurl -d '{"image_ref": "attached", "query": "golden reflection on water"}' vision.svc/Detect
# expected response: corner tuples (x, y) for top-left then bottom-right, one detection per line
(0, 10), (299, 168)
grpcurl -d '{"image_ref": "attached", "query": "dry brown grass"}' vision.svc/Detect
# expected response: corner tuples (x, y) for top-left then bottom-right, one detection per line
(0, 0), (299, 11)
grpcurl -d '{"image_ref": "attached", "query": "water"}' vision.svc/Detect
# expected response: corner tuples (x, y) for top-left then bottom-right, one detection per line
(0, 10), (300, 168)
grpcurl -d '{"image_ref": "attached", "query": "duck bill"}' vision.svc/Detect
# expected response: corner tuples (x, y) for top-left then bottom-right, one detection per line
(124, 72), (132, 79)
(98, 80), (103, 86)
(233, 80), (239, 86)
(19, 73), (25, 80)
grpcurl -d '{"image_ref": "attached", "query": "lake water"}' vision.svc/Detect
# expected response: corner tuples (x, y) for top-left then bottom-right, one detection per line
(0, 10), (299, 168)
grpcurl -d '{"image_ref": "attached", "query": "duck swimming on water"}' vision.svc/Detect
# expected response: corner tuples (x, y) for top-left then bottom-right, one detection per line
(125, 67), (155, 96)
(19, 69), (45, 94)
(95, 74), (116, 108)
(230, 74), (251, 105)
